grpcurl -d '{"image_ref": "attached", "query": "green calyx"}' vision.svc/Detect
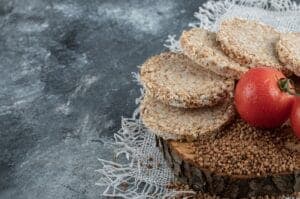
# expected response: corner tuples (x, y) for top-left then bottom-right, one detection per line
(278, 78), (300, 96)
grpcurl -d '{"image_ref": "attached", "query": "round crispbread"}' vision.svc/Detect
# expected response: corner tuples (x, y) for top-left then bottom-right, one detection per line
(217, 18), (290, 75)
(180, 28), (248, 79)
(140, 52), (234, 108)
(140, 94), (235, 141)
(277, 33), (300, 76)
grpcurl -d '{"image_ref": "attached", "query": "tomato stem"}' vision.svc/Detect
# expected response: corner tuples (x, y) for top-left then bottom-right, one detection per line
(278, 78), (300, 96)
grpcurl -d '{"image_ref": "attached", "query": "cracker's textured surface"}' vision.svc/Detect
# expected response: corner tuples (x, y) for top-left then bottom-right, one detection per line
(217, 18), (289, 74)
(277, 33), (300, 76)
(180, 28), (248, 79)
(140, 95), (235, 140)
(140, 52), (234, 108)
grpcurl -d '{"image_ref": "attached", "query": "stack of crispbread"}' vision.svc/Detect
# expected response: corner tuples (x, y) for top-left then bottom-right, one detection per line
(139, 18), (300, 198)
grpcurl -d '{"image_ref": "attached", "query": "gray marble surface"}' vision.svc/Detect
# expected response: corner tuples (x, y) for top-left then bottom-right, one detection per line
(1, 1), (300, 199)
(0, 0), (201, 198)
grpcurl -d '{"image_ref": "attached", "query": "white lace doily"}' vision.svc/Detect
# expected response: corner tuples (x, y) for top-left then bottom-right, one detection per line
(97, 0), (300, 198)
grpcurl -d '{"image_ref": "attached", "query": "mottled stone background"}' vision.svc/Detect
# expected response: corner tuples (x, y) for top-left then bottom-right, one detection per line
(0, 0), (201, 198)
(1, 0), (300, 198)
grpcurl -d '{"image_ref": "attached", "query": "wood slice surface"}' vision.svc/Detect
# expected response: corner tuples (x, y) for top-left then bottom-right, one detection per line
(156, 120), (300, 198)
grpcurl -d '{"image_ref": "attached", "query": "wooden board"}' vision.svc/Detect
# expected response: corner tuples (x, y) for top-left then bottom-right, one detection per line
(157, 137), (300, 198)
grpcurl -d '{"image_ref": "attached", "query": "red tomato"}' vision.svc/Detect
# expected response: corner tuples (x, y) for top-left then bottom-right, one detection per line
(290, 98), (300, 139)
(234, 67), (294, 128)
